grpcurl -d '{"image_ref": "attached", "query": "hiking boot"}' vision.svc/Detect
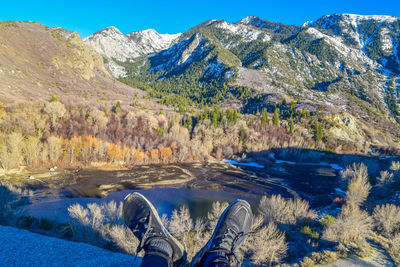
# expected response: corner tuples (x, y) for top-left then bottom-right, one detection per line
(191, 199), (253, 267)
(123, 192), (185, 266)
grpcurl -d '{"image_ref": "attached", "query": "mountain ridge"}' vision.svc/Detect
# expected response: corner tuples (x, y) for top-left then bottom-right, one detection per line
(84, 26), (182, 76)
(101, 13), (400, 130)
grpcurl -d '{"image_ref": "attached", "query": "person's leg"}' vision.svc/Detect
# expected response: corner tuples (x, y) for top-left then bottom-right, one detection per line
(123, 192), (186, 267)
(191, 199), (253, 267)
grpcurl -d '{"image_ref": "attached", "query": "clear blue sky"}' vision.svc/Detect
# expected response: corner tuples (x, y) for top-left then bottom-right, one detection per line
(0, 0), (399, 38)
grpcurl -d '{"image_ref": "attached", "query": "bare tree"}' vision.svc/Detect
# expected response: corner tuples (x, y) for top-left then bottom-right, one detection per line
(22, 136), (41, 166)
(44, 101), (66, 130)
(0, 132), (24, 170)
(88, 109), (108, 135)
(47, 136), (62, 164)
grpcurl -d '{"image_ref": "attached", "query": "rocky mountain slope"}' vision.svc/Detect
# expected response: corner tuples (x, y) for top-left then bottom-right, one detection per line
(84, 27), (181, 76)
(107, 14), (400, 127)
(0, 21), (162, 109)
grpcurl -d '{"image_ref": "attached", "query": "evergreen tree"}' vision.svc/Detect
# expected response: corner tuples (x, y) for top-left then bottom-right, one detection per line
(261, 109), (269, 124)
(273, 107), (280, 126)
(290, 101), (295, 111)
(114, 101), (122, 113)
(315, 124), (323, 143)
(240, 126), (246, 142)
(178, 103), (185, 114)
(289, 115), (294, 134)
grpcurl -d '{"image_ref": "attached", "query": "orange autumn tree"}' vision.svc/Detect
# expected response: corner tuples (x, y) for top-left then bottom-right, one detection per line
(160, 146), (172, 163)
(135, 149), (145, 162)
(150, 148), (160, 162)
(107, 144), (123, 162)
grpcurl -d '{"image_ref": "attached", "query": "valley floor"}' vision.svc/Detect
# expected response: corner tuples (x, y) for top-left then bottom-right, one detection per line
(0, 225), (141, 267)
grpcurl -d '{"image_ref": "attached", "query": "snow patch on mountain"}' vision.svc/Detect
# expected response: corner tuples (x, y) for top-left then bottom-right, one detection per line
(239, 16), (266, 29)
(150, 33), (207, 72)
(342, 13), (399, 23)
(216, 21), (270, 42)
(84, 26), (144, 62)
(380, 27), (393, 52)
(84, 26), (181, 77)
(305, 27), (373, 65)
(127, 29), (181, 54)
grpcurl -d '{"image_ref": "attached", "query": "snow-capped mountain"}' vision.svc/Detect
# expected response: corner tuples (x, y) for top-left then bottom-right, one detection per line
(127, 29), (181, 54)
(84, 26), (144, 62)
(238, 16), (301, 36)
(114, 13), (400, 124)
(308, 13), (400, 74)
(84, 26), (181, 76)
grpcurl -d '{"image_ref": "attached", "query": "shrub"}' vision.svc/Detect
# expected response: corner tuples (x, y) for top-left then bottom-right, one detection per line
(322, 205), (373, 245)
(167, 205), (209, 261)
(108, 224), (138, 255)
(16, 215), (35, 229)
(320, 215), (335, 227)
(310, 250), (338, 264)
(38, 218), (54, 230)
(345, 163), (371, 207)
(206, 201), (229, 231)
(390, 233), (400, 264)
(300, 225), (320, 240)
(244, 222), (288, 266)
(390, 161), (400, 171)
(0, 183), (30, 224)
(259, 194), (316, 225)
(68, 201), (127, 248)
(373, 204), (400, 237)
(300, 256), (315, 267)
(377, 170), (394, 185)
